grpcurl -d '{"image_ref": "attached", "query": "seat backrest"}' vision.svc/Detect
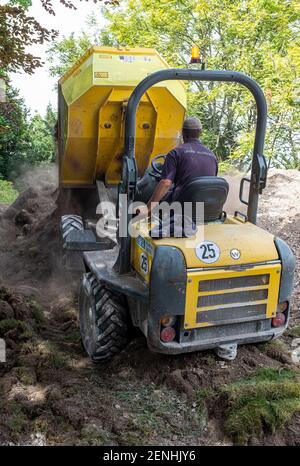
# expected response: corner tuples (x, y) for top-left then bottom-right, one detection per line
(177, 176), (229, 223)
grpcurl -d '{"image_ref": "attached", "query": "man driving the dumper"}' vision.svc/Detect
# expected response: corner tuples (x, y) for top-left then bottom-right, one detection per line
(142, 116), (218, 216)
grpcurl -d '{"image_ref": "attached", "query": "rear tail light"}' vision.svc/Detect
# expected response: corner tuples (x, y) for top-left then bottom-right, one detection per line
(160, 314), (177, 342)
(160, 314), (176, 327)
(272, 313), (286, 328)
(272, 302), (288, 328)
(160, 326), (176, 342)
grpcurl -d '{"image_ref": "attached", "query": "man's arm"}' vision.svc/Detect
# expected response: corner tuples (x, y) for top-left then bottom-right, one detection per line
(136, 150), (176, 217)
(146, 178), (172, 212)
(147, 150), (177, 214)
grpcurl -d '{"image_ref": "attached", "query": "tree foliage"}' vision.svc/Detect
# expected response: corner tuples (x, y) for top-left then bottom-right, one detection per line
(49, 1), (300, 169)
(25, 104), (57, 166)
(0, 85), (56, 181)
(0, 4), (57, 75)
(38, 0), (119, 16)
(0, 85), (29, 179)
(0, 0), (109, 183)
(48, 33), (93, 77)
(0, 0), (118, 75)
(99, 0), (300, 168)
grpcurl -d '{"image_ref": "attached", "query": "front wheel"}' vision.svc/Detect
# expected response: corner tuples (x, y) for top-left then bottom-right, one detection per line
(79, 272), (130, 362)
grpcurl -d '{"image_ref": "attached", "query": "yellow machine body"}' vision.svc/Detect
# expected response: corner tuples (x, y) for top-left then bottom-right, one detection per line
(59, 51), (295, 361)
(58, 46), (186, 187)
(131, 216), (281, 331)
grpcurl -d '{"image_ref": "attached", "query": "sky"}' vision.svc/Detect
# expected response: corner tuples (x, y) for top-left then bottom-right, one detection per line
(10, 0), (105, 116)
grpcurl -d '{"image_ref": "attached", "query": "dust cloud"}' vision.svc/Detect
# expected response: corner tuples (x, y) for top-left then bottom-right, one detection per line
(0, 164), (78, 304)
(14, 163), (58, 193)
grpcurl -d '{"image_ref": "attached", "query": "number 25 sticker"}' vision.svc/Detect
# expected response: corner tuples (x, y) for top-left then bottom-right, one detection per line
(196, 241), (220, 264)
(140, 252), (148, 274)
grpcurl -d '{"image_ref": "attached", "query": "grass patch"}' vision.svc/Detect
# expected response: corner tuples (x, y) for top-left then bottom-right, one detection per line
(6, 402), (27, 434)
(19, 326), (34, 340)
(222, 367), (300, 444)
(261, 339), (290, 362)
(0, 180), (18, 204)
(0, 319), (34, 340)
(80, 425), (109, 446)
(35, 340), (70, 369)
(50, 352), (69, 369)
(286, 325), (300, 338)
(13, 366), (36, 385)
(196, 387), (216, 410)
(0, 318), (19, 334)
(114, 384), (205, 445)
(0, 285), (12, 301)
(54, 329), (80, 344)
(28, 299), (45, 324)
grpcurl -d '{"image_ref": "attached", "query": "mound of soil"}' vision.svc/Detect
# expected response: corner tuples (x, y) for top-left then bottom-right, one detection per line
(258, 169), (300, 326)
(0, 178), (78, 299)
(0, 167), (299, 446)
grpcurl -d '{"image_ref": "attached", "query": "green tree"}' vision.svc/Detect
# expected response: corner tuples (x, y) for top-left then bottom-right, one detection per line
(99, 0), (300, 169)
(0, 4), (58, 75)
(0, 90), (57, 180)
(25, 104), (57, 166)
(44, 102), (57, 134)
(48, 33), (93, 77)
(0, 0), (119, 75)
(48, 1), (300, 169)
(0, 0), (118, 188)
(0, 85), (29, 179)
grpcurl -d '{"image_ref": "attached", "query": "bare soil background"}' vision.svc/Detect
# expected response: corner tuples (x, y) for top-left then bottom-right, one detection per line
(0, 168), (299, 446)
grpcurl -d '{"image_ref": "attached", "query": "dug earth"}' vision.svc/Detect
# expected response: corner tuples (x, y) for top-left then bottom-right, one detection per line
(0, 168), (299, 446)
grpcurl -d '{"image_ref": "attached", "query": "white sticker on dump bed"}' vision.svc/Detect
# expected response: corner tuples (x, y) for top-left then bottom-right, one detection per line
(119, 55), (136, 62)
(196, 241), (220, 264)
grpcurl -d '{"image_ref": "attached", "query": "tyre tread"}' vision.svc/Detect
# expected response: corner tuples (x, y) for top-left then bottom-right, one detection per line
(80, 272), (129, 362)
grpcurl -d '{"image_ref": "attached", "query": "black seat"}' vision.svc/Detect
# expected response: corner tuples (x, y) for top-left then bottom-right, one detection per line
(176, 176), (229, 223)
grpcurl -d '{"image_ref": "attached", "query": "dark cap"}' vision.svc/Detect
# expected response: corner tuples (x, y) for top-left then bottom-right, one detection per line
(182, 116), (202, 131)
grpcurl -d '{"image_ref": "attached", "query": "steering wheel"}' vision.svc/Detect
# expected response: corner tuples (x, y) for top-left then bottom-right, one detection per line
(151, 154), (166, 176)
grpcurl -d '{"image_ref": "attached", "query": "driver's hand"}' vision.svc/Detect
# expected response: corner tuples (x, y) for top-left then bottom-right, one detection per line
(135, 205), (149, 218)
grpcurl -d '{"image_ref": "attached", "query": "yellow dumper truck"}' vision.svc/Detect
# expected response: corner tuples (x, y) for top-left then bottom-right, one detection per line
(58, 46), (295, 362)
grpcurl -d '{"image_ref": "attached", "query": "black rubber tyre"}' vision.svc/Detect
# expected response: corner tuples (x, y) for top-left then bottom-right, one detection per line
(60, 215), (84, 270)
(79, 272), (130, 362)
(60, 214), (83, 245)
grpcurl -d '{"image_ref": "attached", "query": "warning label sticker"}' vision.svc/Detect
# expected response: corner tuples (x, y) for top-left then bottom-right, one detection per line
(119, 55), (136, 63)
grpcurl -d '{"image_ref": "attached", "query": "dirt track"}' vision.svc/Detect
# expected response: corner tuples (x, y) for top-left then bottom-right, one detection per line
(0, 168), (299, 446)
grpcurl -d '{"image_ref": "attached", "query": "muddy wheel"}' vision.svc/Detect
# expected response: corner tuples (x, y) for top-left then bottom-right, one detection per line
(79, 272), (130, 362)
(60, 214), (83, 246)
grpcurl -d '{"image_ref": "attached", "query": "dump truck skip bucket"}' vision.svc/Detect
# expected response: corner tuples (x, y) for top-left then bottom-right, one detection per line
(58, 46), (186, 187)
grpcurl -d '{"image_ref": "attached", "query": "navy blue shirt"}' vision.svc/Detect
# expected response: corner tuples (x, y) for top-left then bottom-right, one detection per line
(161, 138), (218, 201)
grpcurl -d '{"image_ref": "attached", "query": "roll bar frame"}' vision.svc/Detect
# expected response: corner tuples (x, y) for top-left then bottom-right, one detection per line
(117, 69), (268, 274)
